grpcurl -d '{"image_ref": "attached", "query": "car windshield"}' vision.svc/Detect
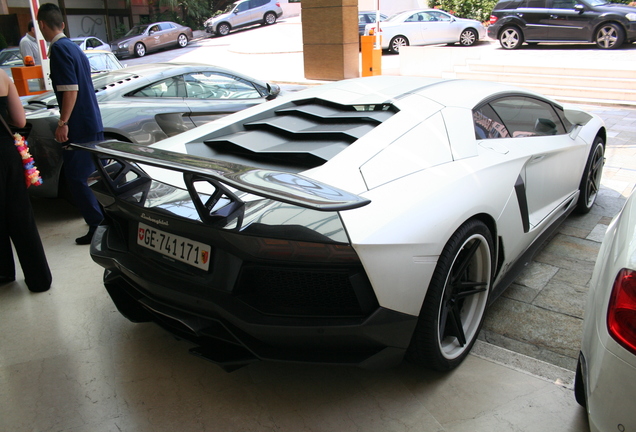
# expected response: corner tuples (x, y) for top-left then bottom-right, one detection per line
(386, 11), (408, 22)
(223, 2), (239, 13)
(125, 25), (147, 37)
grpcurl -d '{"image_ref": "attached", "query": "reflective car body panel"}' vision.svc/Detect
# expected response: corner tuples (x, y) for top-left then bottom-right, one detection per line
(0, 47), (23, 79)
(75, 76), (605, 370)
(577, 190), (636, 432)
(23, 63), (280, 197)
(110, 21), (193, 58)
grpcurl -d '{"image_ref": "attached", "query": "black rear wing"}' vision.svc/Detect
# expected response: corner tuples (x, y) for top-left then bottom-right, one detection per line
(72, 140), (370, 212)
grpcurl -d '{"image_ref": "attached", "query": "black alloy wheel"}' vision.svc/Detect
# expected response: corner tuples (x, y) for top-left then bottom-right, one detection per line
(134, 42), (146, 57)
(595, 23), (624, 49)
(407, 219), (493, 371)
(389, 35), (409, 54)
(459, 28), (478, 46)
(575, 136), (605, 214)
(264, 12), (277, 25)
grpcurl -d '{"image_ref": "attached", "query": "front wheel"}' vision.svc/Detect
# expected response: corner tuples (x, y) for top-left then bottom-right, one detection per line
(499, 27), (522, 50)
(177, 33), (188, 48)
(389, 35), (409, 54)
(134, 42), (146, 57)
(217, 23), (231, 36)
(575, 136), (605, 214)
(459, 28), (478, 46)
(264, 12), (277, 25)
(595, 23), (624, 49)
(407, 219), (493, 371)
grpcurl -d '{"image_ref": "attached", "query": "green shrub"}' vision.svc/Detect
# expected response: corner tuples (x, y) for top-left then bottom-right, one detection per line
(430, 0), (498, 24)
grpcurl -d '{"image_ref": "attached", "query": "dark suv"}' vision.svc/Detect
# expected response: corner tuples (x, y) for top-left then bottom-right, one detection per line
(488, 0), (636, 49)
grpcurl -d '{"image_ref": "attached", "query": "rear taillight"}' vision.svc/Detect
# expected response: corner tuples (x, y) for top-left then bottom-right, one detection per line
(489, 15), (498, 24)
(607, 268), (636, 355)
(276, 2), (280, 6)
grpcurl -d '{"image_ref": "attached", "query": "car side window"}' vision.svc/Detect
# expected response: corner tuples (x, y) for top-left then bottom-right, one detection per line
(405, 13), (421, 22)
(183, 72), (261, 99)
(524, 0), (547, 7)
(236, 2), (249, 12)
(430, 11), (452, 21)
(149, 25), (160, 33)
(128, 76), (186, 98)
(159, 23), (174, 30)
(488, 97), (567, 137)
(551, 0), (577, 8)
(474, 104), (511, 139)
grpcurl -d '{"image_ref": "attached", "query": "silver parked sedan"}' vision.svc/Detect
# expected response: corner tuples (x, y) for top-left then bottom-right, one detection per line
(364, 9), (486, 53)
(110, 21), (193, 58)
(23, 63), (281, 198)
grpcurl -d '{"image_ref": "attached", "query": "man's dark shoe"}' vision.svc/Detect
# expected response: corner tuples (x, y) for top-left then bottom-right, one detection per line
(75, 227), (97, 245)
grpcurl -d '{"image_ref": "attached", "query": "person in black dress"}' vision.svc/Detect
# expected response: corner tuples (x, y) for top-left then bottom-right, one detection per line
(0, 68), (52, 292)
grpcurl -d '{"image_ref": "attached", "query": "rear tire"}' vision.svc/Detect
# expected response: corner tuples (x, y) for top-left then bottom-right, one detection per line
(575, 136), (604, 214)
(499, 26), (522, 49)
(177, 33), (188, 48)
(407, 219), (493, 371)
(264, 12), (277, 25)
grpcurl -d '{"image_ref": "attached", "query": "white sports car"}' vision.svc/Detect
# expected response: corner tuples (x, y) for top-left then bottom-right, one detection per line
(76, 76), (606, 372)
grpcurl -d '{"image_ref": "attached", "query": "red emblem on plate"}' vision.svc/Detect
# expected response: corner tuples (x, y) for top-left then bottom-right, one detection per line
(201, 250), (209, 264)
(138, 228), (145, 241)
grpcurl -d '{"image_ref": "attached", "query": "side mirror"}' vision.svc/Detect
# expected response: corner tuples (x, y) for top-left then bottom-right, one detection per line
(574, 4), (585, 13)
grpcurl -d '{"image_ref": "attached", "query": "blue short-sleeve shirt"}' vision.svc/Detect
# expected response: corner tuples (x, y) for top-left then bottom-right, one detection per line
(49, 36), (103, 143)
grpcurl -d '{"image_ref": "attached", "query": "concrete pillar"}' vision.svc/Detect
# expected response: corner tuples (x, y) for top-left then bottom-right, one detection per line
(301, 0), (359, 81)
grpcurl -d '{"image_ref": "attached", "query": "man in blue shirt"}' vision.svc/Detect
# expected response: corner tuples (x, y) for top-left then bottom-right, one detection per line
(37, 3), (104, 245)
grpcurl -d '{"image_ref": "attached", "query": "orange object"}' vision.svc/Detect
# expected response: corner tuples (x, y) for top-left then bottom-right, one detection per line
(11, 65), (47, 96)
(23, 55), (35, 66)
(360, 36), (382, 77)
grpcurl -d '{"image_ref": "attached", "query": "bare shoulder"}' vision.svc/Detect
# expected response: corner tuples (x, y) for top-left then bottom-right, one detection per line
(0, 69), (9, 95)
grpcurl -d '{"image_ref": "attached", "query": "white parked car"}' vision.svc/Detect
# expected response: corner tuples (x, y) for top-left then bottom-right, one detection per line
(71, 36), (110, 51)
(74, 76), (605, 372)
(575, 189), (636, 431)
(365, 9), (486, 53)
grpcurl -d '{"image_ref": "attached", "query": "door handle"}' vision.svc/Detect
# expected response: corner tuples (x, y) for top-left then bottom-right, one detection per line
(550, 15), (559, 19)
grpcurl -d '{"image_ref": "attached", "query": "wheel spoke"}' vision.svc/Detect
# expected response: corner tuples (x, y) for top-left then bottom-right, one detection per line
(451, 240), (481, 284)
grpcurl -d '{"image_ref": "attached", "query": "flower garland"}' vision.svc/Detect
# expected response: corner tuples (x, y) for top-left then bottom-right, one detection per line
(14, 133), (43, 188)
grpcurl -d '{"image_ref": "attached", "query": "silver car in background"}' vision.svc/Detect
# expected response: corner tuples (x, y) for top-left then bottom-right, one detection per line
(23, 63), (281, 198)
(205, 0), (283, 36)
(110, 21), (193, 58)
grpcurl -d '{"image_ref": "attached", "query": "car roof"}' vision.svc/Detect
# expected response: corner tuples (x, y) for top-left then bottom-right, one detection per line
(291, 76), (552, 110)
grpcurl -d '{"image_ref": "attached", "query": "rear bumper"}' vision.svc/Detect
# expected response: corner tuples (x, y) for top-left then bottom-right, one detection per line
(91, 225), (418, 370)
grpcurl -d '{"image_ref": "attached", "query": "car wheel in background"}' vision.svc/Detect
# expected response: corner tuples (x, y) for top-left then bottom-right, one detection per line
(459, 28), (478, 46)
(264, 12), (277, 25)
(595, 23), (624, 49)
(217, 23), (231, 36)
(134, 42), (146, 57)
(177, 34), (188, 48)
(499, 26), (523, 49)
(389, 35), (409, 54)
(407, 219), (493, 371)
(575, 136), (605, 214)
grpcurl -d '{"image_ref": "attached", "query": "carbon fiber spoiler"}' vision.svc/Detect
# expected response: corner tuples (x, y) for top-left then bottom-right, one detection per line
(72, 140), (370, 212)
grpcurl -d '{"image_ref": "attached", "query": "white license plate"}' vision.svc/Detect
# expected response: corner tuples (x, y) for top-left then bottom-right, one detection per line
(137, 222), (211, 271)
